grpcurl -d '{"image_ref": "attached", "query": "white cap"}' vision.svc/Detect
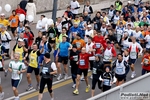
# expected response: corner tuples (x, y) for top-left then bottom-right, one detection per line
(0, 13), (5, 16)
(74, 22), (78, 25)
(87, 25), (92, 27)
(128, 1), (131, 3)
(18, 38), (23, 42)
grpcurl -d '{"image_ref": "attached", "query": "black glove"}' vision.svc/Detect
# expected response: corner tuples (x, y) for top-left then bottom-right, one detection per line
(46, 72), (50, 75)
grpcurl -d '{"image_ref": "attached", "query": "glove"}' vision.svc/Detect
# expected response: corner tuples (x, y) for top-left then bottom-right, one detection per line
(46, 72), (50, 75)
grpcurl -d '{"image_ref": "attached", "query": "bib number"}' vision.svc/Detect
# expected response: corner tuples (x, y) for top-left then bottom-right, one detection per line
(103, 79), (110, 86)
(80, 60), (85, 66)
(49, 33), (54, 38)
(73, 56), (78, 61)
(95, 43), (100, 48)
(42, 67), (49, 74)
(93, 68), (97, 74)
(116, 67), (123, 74)
(76, 42), (81, 48)
(12, 69), (18, 78)
(12, 19), (16, 23)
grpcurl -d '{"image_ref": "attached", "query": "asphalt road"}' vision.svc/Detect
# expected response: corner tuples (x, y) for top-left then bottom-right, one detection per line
(2, 24), (144, 100)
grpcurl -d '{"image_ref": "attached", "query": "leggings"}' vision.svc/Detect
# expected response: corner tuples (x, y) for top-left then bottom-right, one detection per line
(39, 77), (53, 93)
(92, 78), (102, 90)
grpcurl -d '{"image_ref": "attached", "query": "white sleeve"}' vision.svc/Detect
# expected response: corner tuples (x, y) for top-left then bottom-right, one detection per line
(123, 41), (131, 47)
(99, 76), (103, 81)
(6, 32), (11, 40)
(22, 63), (26, 70)
(36, 21), (42, 30)
(0, 61), (2, 68)
(51, 62), (57, 71)
(113, 77), (117, 83)
(9, 61), (12, 68)
(137, 43), (143, 54)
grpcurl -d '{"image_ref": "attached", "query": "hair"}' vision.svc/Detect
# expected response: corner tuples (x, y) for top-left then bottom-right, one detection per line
(25, 26), (31, 30)
(110, 5), (114, 8)
(41, 15), (45, 17)
(62, 27), (67, 31)
(117, 53), (123, 57)
(12, 10), (16, 13)
(33, 43), (38, 46)
(28, 0), (33, 3)
(80, 15), (84, 19)
(67, 6), (71, 9)
(14, 53), (20, 57)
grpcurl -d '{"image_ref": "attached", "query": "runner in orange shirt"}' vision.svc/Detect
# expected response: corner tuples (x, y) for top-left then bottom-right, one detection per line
(9, 10), (19, 37)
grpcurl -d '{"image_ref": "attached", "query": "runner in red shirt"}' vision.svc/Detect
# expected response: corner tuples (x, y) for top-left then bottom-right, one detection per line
(93, 30), (106, 54)
(16, 4), (26, 16)
(24, 26), (34, 48)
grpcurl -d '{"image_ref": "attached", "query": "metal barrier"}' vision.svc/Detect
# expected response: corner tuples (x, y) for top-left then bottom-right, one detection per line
(87, 73), (150, 100)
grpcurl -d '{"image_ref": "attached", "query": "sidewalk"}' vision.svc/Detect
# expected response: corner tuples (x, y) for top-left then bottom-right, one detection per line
(34, 0), (149, 22)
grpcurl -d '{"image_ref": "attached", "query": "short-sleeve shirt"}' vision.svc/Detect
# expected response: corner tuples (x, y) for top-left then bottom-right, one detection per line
(59, 42), (70, 57)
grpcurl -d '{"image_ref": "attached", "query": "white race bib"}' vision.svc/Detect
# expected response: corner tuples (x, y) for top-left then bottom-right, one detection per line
(95, 43), (100, 48)
(42, 67), (49, 74)
(116, 67), (123, 74)
(12, 69), (18, 79)
(80, 60), (85, 66)
(103, 79), (110, 86)
(93, 68), (97, 74)
(73, 56), (78, 61)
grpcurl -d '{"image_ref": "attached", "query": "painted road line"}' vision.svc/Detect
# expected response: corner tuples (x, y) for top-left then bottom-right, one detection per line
(20, 72), (92, 100)
(4, 76), (72, 100)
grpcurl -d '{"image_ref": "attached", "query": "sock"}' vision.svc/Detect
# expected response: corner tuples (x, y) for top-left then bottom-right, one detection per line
(29, 84), (32, 87)
(59, 74), (61, 76)
(132, 71), (135, 74)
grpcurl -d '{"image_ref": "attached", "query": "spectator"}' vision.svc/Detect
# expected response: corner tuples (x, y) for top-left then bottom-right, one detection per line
(25, 0), (36, 23)
(20, 0), (27, 12)
(36, 15), (47, 33)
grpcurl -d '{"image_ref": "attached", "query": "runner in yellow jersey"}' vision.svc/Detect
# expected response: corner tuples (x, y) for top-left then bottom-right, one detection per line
(26, 43), (44, 91)
(12, 38), (28, 62)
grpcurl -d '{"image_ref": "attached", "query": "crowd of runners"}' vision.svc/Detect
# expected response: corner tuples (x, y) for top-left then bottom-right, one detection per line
(0, 0), (149, 100)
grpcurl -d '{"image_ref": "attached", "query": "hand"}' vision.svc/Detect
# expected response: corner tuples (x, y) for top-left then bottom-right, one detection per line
(42, 26), (45, 29)
(72, 8), (75, 10)
(94, 22), (96, 24)
(21, 41), (25, 46)
(76, 62), (78, 64)
(111, 82), (114, 85)
(17, 71), (21, 74)
(23, 57), (26, 60)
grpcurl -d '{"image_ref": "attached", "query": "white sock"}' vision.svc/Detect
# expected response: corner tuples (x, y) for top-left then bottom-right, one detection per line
(132, 71), (135, 74)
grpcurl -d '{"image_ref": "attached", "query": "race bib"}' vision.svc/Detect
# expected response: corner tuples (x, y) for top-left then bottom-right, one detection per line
(116, 67), (123, 74)
(144, 58), (149, 65)
(76, 42), (81, 48)
(80, 60), (85, 66)
(95, 43), (100, 48)
(73, 56), (78, 61)
(49, 33), (54, 38)
(12, 69), (18, 79)
(130, 52), (136, 56)
(104, 55), (110, 60)
(93, 68), (97, 74)
(103, 79), (110, 86)
(12, 19), (16, 23)
(42, 67), (49, 74)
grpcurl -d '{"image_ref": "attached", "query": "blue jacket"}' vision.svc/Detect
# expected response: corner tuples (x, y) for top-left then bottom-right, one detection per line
(69, 26), (82, 38)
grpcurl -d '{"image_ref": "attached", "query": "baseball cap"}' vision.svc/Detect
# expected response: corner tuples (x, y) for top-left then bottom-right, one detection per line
(128, 1), (131, 3)
(0, 13), (5, 16)
(18, 38), (23, 42)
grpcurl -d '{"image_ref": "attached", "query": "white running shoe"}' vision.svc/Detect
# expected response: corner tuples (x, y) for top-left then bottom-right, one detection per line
(80, 75), (85, 81)
(57, 75), (62, 81)
(26, 86), (34, 91)
(90, 75), (93, 79)
(0, 92), (4, 100)
(131, 73), (136, 78)
(51, 98), (54, 100)
(72, 84), (76, 88)
(64, 74), (68, 80)
(69, 66), (71, 68)
(14, 97), (20, 100)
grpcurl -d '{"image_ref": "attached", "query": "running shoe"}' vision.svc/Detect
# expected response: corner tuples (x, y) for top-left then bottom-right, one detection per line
(14, 97), (20, 100)
(131, 73), (136, 79)
(36, 84), (40, 90)
(73, 89), (79, 95)
(72, 84), (76, 88)
(80, 75), (85, 81)
(57, 75), (62, 81)
(51, 98), (54, 100)
(26, 86), (34, 91)
(0, 92), (4, 100)
(85, 85), (90, 93)
(90, 75), (93, 79)
(64, 74), (68, 80)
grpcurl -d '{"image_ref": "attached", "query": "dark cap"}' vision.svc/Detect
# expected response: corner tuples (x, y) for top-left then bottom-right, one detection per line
(44, 53), (50, 58)
(72, 44), (77, 48)
(95, 54), (101, 59)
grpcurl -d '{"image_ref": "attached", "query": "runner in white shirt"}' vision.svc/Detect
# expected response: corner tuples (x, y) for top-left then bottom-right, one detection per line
(123, 37), (143, 78)
(144, 34), (150, 50)
(124, 24), (133, 36)
(36, 15), (47, 32)
(8, 53), (26, 100)
(86, 36), (95, 79)
(70, 0), (80, 19)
